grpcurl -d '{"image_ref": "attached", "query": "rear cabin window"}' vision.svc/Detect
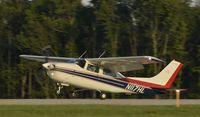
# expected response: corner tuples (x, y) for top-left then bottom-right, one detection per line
(103, 68), (117, 77)
(87, 64), (99, 73)
(103, 68), (125, 78)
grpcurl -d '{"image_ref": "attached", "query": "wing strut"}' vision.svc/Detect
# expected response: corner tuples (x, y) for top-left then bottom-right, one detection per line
(79, 51), (87, 59)
(98, 51), (106, 58)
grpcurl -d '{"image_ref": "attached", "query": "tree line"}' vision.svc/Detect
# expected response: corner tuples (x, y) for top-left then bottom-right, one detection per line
(0, 0), (199, 98)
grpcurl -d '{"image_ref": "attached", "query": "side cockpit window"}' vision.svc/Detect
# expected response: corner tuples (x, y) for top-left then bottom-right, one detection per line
(87, 64), (99, 73)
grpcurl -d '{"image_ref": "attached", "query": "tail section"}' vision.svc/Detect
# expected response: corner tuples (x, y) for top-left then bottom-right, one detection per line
(127, 60), (183, 88)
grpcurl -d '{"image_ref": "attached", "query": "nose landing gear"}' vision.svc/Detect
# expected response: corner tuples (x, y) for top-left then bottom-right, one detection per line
(56, 83), (63, 95)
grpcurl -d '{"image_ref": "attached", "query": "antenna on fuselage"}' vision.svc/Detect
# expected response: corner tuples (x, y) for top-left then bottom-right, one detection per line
(98, 51), (106, 58)
(79, 50), (87, 59)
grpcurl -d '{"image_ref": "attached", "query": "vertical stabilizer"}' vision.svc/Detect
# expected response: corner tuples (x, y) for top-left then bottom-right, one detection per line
(128, 60), (183, 88)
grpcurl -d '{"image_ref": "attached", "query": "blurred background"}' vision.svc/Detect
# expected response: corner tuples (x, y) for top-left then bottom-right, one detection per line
(0, 0), (199, 99)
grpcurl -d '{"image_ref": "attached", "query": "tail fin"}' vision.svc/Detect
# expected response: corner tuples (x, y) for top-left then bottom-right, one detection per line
(128, 60), (183, 88)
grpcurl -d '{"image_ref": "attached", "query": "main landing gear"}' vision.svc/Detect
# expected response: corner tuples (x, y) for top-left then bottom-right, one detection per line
(56, 85), (107, 99)
(97, 90), (107, 99)
(100, 93), (107, 100)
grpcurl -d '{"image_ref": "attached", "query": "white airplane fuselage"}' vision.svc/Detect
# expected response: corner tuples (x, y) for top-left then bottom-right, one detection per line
(43, 62), (151, 94)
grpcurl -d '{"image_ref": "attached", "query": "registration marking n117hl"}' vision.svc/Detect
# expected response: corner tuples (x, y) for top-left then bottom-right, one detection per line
(125, 84), (145, 93)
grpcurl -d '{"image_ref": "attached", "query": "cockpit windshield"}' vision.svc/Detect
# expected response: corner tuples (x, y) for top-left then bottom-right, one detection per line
(76, 60), (86, 68)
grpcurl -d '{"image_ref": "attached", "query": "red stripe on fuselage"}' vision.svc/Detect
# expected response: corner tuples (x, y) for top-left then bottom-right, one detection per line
(117, 64), (183, 88)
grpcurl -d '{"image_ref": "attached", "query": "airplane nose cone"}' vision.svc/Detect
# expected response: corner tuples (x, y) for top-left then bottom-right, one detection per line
(42, 63), (49, 69)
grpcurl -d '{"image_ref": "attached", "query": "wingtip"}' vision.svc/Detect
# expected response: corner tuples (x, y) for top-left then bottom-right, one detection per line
(149, 56), (166, 63)
(19, 55), (24, 58)
(19, 55), (28, 58)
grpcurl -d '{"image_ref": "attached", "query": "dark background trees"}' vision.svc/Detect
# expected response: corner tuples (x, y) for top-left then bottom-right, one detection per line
(0, 0), (199, 98)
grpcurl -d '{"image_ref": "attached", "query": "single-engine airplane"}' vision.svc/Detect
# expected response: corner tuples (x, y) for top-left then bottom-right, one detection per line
(20, 55), (183, 99)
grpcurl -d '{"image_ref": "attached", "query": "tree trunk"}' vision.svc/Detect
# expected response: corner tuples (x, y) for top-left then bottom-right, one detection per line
(8, 37), (12, 67)
(28, 69), (32, 98)
(150, 16), (159, 74)
(162, 34), (169, 56)
(21, 75), (26, 98)
(44, 77), (50, 98)
(129, 30), (137, 56)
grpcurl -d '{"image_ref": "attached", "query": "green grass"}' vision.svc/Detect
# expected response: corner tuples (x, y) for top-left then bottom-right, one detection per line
(0, 105), (199, 117)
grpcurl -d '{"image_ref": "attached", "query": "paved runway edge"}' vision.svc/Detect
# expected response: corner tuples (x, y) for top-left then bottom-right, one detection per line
(0, 99), (200, 105)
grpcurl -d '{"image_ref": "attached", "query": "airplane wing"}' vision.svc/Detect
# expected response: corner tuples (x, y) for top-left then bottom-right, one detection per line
(86, 56), (165, 72)
(20, 55), (164, 72)
(20, 55), (77, 63)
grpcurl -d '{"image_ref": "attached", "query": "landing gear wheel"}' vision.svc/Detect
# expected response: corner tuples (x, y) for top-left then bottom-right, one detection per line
(56, 90), (61, 95)
(100, 93), (106, 100)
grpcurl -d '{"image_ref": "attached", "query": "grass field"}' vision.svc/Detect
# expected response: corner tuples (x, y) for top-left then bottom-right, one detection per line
(0, 105), (199, 117)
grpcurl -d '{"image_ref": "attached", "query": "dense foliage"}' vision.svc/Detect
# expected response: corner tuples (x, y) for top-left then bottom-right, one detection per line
(0, 0), (199, 99)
